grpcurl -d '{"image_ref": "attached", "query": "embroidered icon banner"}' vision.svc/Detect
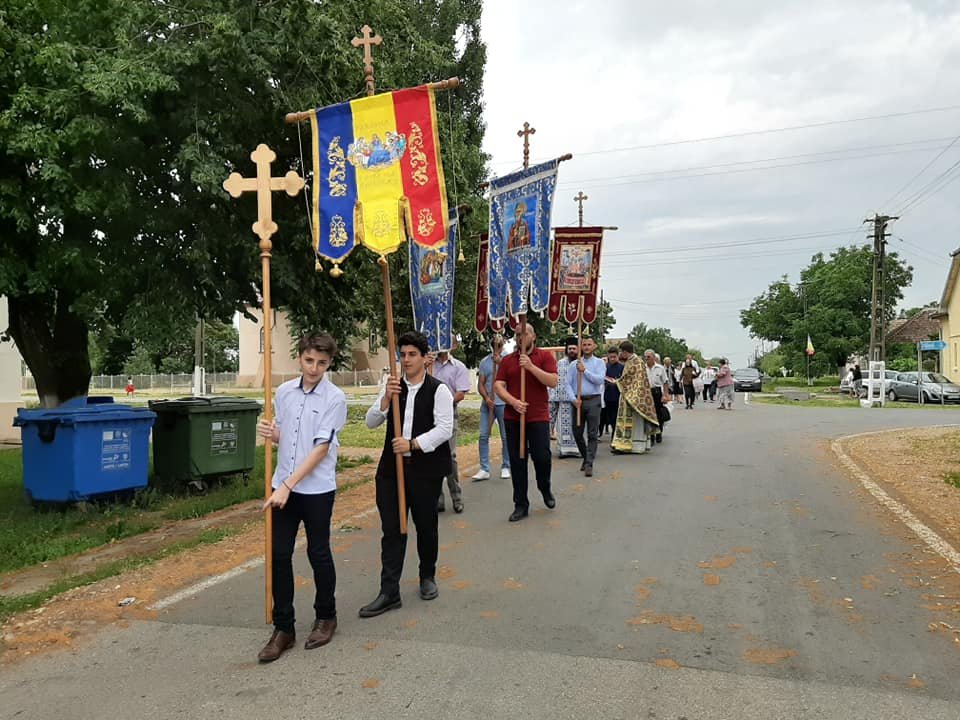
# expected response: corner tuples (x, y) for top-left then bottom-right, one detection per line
(547, 227), (604, 325)
(487, 159), (558, 320)
(474, 234), (506, 333)
(310, 85), (449, 271)
(410, 208), (458, 352)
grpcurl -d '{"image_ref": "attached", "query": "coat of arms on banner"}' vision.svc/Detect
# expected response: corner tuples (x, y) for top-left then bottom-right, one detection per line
(548, 227), (604, 325)
(487, 159), (559, 321)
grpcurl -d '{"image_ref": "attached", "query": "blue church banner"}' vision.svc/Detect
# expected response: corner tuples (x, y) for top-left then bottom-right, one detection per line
(410, 208), (458, 351)
(487, 159), (559, 320)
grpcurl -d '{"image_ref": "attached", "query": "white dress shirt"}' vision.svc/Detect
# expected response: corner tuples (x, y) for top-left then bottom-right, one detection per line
(272, 376), (348, 494)
(365, 376), (454, 455)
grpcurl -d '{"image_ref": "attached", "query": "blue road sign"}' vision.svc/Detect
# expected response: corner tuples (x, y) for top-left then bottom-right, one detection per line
(919, 340), (947, 351)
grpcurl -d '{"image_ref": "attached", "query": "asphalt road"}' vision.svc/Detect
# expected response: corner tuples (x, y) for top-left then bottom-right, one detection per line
(3, 397), (960, 719)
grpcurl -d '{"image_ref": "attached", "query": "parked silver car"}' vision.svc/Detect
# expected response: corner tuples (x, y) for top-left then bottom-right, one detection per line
(887, 372), (960, 403)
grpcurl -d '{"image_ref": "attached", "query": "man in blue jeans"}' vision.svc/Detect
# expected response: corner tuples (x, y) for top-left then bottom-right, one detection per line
(472, 335), (511, 481)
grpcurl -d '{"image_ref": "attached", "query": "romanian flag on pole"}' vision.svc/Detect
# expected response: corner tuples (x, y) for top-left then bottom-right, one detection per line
(805, 335), (815, 356)
(309, 86), (449, 273)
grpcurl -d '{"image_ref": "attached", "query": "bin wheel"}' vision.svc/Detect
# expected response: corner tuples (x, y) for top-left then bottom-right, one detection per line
(187, 479), (209, 494)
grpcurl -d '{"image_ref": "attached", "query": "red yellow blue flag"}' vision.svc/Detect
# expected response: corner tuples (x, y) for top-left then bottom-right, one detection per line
(309, 86), (449, 274)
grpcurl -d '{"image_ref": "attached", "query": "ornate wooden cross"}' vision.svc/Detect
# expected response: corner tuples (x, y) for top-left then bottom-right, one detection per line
(222, 144), (303, 623)
(352, 24), (383, 96)
(575, 191), (588, 227)
(517, 121), (536, 169)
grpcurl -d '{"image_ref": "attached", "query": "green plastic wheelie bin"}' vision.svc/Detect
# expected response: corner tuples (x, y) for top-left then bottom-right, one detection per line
(148, 397), (262, 486)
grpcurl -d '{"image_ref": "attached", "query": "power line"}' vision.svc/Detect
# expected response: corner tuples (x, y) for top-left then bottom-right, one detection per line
(556, 144), (954, 191)
(896, 160), (960, 216)
(601, 242), (842, 270)
(877, 133), (960, 211)
(604, 228), (859, 258)
(489, 103), (960, 167)
(556, 136), (955, 187)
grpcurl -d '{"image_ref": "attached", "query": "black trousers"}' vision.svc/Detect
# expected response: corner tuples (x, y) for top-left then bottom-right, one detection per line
(651, 387), (666, 437)
(376, 461), (444, 596)
(683, 383), (696, 407)
(572, 396), (602, 466)
(271, 489), (336, 633)
(504, 420), (552, 511)
(703, 381), (717, 401)
(600, 401), (618, 435)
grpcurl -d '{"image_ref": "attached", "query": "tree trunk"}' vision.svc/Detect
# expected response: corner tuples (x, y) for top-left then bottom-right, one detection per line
(7, 292), (91, 408)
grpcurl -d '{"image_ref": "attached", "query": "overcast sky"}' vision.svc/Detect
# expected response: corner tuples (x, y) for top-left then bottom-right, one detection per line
(479, 0), (960, 365)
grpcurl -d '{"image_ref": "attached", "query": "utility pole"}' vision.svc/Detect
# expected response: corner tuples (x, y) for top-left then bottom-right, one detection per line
(866, 214), (898, 363)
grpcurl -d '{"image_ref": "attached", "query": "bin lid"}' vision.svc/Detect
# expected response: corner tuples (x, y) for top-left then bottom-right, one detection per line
(14, 397), (156, 426)
(148, 396), (263, 414)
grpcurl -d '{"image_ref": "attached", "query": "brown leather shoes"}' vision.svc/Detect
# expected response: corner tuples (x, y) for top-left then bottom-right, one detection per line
(304, 618), (337, 650)
(257, 629), (295, 663)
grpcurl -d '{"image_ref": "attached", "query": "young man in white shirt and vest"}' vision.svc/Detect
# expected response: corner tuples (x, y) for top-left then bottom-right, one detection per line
(256, 333), (348, 663)
(360, 331), (454, 617)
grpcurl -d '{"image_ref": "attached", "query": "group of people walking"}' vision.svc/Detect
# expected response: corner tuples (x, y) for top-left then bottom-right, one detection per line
(253, 327), (735, 663)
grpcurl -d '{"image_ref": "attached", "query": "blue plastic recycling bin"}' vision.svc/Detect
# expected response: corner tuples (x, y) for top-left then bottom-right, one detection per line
(14, 397), (156, 502)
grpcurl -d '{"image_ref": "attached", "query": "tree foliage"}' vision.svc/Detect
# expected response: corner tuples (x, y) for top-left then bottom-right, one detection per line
(625, 323), (704, 364)
(740, 245), (913, 375)
(0, 0), (486, 405)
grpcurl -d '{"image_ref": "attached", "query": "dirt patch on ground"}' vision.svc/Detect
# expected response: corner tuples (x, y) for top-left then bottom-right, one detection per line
(840, 427), (960, 551)
(0, 442), (492, 665)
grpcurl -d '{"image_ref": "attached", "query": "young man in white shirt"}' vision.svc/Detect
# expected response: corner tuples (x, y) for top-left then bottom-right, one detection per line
(256, 333), (348, 663)
(360, 331), (454, 617)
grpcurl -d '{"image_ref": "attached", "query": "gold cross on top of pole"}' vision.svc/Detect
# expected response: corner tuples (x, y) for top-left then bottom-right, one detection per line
(517, 121), (536, 169)
(223, 144), (305, 249)
(574, 191), (588, 227)
(352, 24), (382, 96)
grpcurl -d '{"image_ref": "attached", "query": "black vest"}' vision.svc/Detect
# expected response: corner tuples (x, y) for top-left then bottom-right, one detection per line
(376, 374), (452, 480)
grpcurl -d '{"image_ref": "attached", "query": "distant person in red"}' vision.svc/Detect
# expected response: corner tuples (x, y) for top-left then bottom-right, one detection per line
(125, 377), (135, 396)
(494, 324), (559, 522)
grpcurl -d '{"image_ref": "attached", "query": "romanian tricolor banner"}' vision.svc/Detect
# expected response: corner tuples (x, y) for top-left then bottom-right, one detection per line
(547, 227), (604, 325)
(487, 160), (558, 321)
(310, 85), (449, 273)
(805, 335), (815, 356)
(410, 208), (458, 352)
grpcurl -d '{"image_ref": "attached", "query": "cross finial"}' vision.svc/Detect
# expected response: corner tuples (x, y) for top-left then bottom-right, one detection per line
(574, 191), (588, 226)
(352, 24), (383, 96)
(222, 143), (305, 253)
(517, 121), (536, 169)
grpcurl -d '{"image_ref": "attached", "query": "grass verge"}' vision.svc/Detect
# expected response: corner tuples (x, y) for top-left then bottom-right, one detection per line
(0, 527), (235, 623)
(0, 446), (372, 575)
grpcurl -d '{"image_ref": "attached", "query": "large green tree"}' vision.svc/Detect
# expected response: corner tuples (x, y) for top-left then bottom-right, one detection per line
(740, 245), (913, 375)
(625, 323), (703, 364)
(0, 0), (486, 406)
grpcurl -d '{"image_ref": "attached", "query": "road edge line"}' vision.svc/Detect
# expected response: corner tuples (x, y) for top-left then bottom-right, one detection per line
(149, 460), (483, 611)
(831, 425), (960, 575)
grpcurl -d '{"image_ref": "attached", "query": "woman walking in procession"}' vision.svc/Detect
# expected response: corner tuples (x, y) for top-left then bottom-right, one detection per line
(716, 358), (735, 410)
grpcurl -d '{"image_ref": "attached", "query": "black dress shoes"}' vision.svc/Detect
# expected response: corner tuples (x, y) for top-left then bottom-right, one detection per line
(419, 577), (439, 600)
(544, 493), (556, 509)
(358, 593), (402, 618)
(508, 507), (529, 522)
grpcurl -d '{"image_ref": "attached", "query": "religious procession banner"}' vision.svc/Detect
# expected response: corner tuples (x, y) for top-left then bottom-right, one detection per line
(474, 234), (506, 333)
(487, 159), (559, 321)
(310, 85), (449, 272)
(410, 208), (458, 352)
(547, 227), (604, 325)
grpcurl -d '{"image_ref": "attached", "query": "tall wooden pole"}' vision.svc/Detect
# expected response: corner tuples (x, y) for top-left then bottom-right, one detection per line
(574, 192), (588, 425)
(354, 26), (408, 535)
(223, 145), (305, 624)
(517, 127), (532, 454)
(516, 122), (536, 458)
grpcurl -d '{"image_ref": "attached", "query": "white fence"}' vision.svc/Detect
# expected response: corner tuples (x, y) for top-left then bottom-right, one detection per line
(21, 370), (383, 393)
